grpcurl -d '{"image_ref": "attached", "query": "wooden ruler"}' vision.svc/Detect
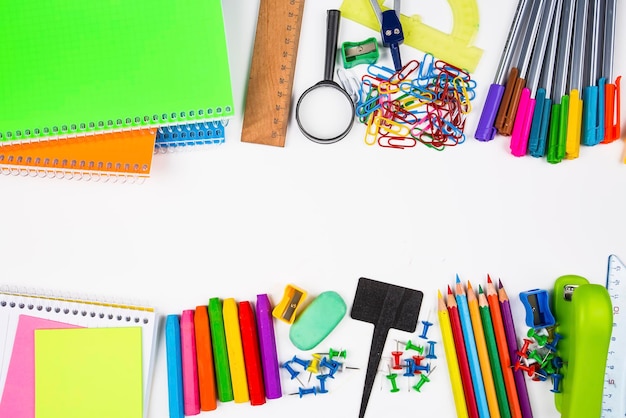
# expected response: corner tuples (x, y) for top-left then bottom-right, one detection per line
(241, 0), (306, 147)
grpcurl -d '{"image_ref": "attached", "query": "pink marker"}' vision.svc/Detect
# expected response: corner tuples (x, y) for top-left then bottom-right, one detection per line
(181, 310), (200, 415)
(510, 87), (536, 156)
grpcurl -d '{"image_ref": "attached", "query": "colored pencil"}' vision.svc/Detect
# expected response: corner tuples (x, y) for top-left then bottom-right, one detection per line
(498, 280), (533, 417)
(486, 276), (522, 418)
(479, 286), (511, 418)
(194, 305), (217, 411)
(223, 298), (250, 403)
(438, 290), (469, 418)
(447, 286), (480, 418)
(455, 276), (490, 418)
(467, 281), (501, 418)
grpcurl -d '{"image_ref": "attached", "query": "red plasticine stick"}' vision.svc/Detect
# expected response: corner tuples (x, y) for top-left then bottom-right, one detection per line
(239, 301), (266, 406)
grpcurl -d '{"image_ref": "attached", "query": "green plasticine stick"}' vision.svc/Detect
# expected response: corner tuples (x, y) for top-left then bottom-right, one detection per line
(208, 298), (233, 402)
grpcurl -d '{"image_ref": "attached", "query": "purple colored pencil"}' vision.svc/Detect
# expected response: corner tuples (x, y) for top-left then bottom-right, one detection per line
(499, 280), (533, 418)
(256, 294), (282, 399)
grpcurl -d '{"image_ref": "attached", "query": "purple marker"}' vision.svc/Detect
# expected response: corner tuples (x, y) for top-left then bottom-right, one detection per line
(256, 294), (282, 399)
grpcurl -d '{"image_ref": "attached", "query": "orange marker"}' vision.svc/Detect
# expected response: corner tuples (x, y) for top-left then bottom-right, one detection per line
(486, 276), (522, 418)
(194, 305), (217, 411)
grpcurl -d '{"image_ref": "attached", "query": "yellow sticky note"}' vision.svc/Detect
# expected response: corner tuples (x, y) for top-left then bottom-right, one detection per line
(35, 327), (143, 418)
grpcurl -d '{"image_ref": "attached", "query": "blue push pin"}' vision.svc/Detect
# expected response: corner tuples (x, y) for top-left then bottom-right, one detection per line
(291, 355), (311, 370)
(551, 356), (564, 370)
(316, 374), (330, 393)
(550, 373), (563, 393)
(545, 332), (563, 353)
(282, 361), (300, 380)
(419, 320), (433, 339)
(319, 356), (340, 378)
(414, 363), (431, 374)
(534, 369), (548, 381)
(403, 358), (416, 377)
(425, 341), (437, 359)
(297, 386), (317, 398)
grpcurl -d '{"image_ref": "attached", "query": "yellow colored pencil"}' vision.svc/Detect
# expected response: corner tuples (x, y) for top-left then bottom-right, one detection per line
(223, 298), (250, 403)
(438, 290), (469, 418)
(467, 281), (501, 418)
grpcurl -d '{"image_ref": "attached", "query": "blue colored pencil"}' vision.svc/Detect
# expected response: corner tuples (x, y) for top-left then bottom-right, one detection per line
(455, 275), (490, 418)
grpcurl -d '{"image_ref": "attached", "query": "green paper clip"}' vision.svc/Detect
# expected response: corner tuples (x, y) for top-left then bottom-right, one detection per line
(553, 275), (612, 418)
(341, 38), (379, 68)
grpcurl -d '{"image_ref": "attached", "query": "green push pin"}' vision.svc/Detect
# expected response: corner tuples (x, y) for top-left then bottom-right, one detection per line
(528, 349), (544, 364)
(328, 347), (347, 359)
(395, 339), (424, 355)
(412, 365), (436, 392)
(385, 367), (400, 393)
(527, 328), (548, 346)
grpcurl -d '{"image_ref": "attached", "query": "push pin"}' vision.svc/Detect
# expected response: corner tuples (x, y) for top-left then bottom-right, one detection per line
(419, 320), (433, 339)
(532, 368), (548, 382)
(396, 339), (425, 354)
(328, 347), (347, 359)
(517, 338), (534, 358)
(527, 328), (548, 346)
(514, 360), (534, 375)
(551, 356), (564, 370)
(414, 363), (431, 374)
(292, 355), (311, 370)
(386, 369), (400, 393)
(317, 374), (330, 393)
(412, 365), (436, 392)
(425, 341), (437, 359)
(403, 358), (416, 377)
(391, 351), (404, 370)
(295, 386), (317, 398)
(550, 373), (563, 393)
(319, 356), (340, 377)
(528, 349), (544, 364)
(282, 361), (305, 386)
(412, 355), (425, 368)
(307, 353), (322, 374)
(544, 332), (563, 352)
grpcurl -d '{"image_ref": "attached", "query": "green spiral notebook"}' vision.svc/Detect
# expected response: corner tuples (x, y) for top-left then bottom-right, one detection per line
(0, 0), (233, 141)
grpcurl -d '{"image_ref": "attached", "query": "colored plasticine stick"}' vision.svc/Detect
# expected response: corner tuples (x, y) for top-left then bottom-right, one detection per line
(498, 280), (533, 418)
(455, 277), (489, 418)
(194, 305), (217, 411)
(447, 286), (479, 418)
(486, 276), (522, 418)
(208, 297), (234, 402)
(467, 282), (501, 418)
(256, 294), (283, 399)
(165, 315), (185, 418)
(239, 301), (267, 406)
(479, 287), (511, 418)
(438, 290), (469, 418)
(475, 0), (531, 141)
(223, 298), (250, 403)
(181, 310), (200, 415)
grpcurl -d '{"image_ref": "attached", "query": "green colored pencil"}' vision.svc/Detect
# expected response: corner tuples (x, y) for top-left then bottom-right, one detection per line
(479, 286), (511, 418)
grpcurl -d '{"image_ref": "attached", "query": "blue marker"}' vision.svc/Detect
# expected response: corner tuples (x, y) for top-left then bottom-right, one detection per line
(166, 315), (184, 418)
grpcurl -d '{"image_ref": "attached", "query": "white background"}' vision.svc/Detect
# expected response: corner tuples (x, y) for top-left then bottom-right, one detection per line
(1, 0), (625, 417)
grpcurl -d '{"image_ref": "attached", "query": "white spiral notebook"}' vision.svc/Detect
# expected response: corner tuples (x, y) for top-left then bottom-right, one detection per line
(0, 289), (158, 418)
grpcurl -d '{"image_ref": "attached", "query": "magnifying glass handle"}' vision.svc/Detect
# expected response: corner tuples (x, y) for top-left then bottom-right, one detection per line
(324, 10), (341, 82)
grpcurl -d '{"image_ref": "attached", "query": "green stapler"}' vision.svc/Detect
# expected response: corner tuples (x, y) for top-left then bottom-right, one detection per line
(553, 275), (613, 418)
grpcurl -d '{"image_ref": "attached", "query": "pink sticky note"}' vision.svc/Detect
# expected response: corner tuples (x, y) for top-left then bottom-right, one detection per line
(0, 315), (81, 418)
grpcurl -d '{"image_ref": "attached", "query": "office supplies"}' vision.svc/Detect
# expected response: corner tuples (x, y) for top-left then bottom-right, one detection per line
(565, 0), (590, 159)
(155, 122), (226, 152)
(553, 275), (612, 418)
(547, 0), (576, 163)
(368, 0), (403, 71)
(180, 310), (200, 415)
(467, 282), (500, 418)
(510, 0), (557, 157)
(238, 301), (266, 406)
(241, 0), (305, 147)
(296, 10), (355, 144)
(498, 280), (532, 418)
(0, 129), (156, 181)
(495, 0), (546, 137)
(601, 0), (621, 144)
(486, 276), (522, 418)
(475, 0), (532, 141)
(350, 277), (423, 418)
(223, 298), (249, 404)
(166, 315), (185, 418)
(437, 290), (469, 418)
(0, 0), (233, 141)
(0, 290), (158, 418)
(272, 284), (307, 324)
(256, 294), (282, 399)
(455, 278), (489, 418)
(341, 38), (379, 68)
(528, 0), (563, 158)
(193, 306), (217, 412)
(289, 291), (347, 350)
(340, 0), (483, 72)
(34, 327), (143, 418)
(518, 289), (555, 329)
(208, 298), (233, 402)
(603, 254), (626, 417)
(447, 286), (479, 418)
(479, 286), (511, 418)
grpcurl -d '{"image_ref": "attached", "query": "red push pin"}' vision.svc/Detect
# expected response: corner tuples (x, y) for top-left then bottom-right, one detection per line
(391, 351), (403, 370)
(516, 338), (533, 359)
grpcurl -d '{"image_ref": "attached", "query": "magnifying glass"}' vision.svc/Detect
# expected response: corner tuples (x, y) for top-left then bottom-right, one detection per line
(296, 9), (356, 144)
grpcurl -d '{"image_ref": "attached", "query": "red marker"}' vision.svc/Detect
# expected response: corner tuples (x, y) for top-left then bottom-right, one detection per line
(239, 301), (266, 406)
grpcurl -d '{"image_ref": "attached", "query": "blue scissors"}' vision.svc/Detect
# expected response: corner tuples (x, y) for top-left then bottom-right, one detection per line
(368, 0), (403, 71)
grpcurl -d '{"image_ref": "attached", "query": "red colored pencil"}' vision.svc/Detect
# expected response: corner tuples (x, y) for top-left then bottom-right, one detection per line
(447, 286), (480, 418)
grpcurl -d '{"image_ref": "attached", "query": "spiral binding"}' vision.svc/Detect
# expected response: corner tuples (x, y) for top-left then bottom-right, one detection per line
(0, 165), (147, 183)
(155, 120), (226, 152)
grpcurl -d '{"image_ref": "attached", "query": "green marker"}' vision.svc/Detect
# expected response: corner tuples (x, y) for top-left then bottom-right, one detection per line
(208, 297), (233, 402)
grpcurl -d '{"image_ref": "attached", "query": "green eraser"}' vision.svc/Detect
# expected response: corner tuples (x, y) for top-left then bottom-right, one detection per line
(289, 291), (347, 350)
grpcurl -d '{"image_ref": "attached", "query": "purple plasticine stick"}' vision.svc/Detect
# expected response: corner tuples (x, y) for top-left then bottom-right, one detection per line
(256, 294), (282, 399)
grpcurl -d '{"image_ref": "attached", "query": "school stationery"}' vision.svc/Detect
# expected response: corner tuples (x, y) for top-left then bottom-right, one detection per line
(208, 298), (233, 403)
(368, 0), (403, 70)
(155, 122), (226, 152)
(241, 0), (305, 147)
(0, 290), (158, 418)
(194, 306), (217, 412)
(0, 0), (233, 141)
(180, 310), (200, 415)
(223, 298), (249, 404)
(35, 327), (143, 418)
(256, 294), (282, 399)
(601, 0), (621, 144)
(165, 315), (185, 418)
(289, 291), (346, 350)
(437, 290), (469, 418)
(605, 254), (626, 417)
(553, 275), (612, 418)
(238, 301), (266, 406)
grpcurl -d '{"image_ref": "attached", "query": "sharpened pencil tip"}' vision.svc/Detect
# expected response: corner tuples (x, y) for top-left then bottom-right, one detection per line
(498, 278), (503, 289)
(467, 281), (473, 291)
(447, 285), (453, 294)
(478, 284), (484, 294)
(455, 274), (461, 283)
(487, 274), (493, 284)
